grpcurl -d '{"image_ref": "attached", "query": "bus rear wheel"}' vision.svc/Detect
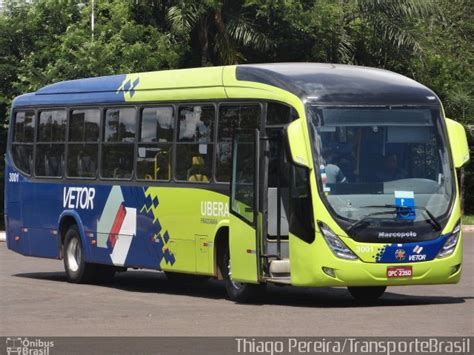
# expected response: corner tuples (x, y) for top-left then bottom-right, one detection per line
(64, 225), (96, 283)
(219, 246), (264, 303)
(347, 286), (386, 302)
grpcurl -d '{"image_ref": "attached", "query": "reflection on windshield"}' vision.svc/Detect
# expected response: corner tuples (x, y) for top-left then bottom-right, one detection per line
(310, 107), (453, 223)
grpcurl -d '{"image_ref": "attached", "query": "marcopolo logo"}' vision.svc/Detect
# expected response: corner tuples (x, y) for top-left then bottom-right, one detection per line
(63, 187), (96, 210)
(5, 337), (54, 355)
(378, 231), (417, 239)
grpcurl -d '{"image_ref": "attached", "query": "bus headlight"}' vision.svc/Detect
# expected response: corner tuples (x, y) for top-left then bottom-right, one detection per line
(318, 222), (358, 260)
(437, 223), (461, 258)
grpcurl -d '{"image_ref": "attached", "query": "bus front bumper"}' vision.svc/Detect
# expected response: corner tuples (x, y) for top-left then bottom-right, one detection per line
(289, 234), (463, 287)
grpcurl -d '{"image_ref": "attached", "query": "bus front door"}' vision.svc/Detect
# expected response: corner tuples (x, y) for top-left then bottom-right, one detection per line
(229, 129), (261, 283)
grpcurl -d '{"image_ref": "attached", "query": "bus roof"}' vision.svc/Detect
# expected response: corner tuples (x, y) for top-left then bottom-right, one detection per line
(236, 63), (438, 105)
(12, 63), (438, 108)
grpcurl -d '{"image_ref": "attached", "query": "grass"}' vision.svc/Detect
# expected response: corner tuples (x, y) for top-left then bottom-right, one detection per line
(463, 215), (474, 225)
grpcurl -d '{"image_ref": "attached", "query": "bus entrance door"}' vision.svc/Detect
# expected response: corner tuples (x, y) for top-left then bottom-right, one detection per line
(229, 129), (262, 283)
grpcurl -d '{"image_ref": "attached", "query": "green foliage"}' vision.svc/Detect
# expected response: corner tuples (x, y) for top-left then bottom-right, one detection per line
(463, 215), (474, 225)
(13, 0), (186, 94)
(411, 0), (473, 124)
(167, 0), (270, 66)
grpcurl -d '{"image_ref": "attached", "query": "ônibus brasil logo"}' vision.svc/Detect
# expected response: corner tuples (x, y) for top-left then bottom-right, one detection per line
(5, 337), (54, 355)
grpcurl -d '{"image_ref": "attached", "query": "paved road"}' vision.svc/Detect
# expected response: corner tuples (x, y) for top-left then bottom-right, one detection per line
(0, 234), (473, 337)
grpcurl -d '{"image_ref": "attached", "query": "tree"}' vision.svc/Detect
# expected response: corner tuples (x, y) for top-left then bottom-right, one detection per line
(409, 0), (473, 124)
(167, 0), (270, 66)
(14, 0), (186, 93)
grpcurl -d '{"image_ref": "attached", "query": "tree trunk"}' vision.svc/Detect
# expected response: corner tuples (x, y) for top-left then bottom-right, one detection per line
(199, 17), (209, 67)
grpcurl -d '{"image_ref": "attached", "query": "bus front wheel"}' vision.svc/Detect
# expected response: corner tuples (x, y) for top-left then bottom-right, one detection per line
(347, 286), (386, 302)
(219, 247), (264, 303)
(63, 225), (96, 283)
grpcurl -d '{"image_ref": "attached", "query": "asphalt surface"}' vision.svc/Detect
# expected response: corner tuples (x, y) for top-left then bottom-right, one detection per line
(0, 234), (473, 337)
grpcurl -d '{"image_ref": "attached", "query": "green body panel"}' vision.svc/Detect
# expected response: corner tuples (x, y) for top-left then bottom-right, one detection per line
(120, 67), (227, 102)
(143, 187), (229, 275)
(290, 230), (462, 287)
(229, 214), (258, 283)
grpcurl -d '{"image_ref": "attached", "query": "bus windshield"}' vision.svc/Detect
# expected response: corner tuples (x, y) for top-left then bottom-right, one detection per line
(309, 106), (454, 231)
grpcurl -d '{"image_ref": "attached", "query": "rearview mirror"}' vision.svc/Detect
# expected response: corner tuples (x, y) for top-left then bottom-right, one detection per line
(446, 118), (470, 168)
(286, 119), (311, 169)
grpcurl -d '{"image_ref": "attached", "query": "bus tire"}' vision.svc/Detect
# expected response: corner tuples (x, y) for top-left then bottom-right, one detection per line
(347, 286), (386, 301)
(63, 225), (95, 284)
(220, 246), (264, 303)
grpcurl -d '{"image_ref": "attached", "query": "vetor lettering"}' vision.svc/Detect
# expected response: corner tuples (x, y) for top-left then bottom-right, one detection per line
(63, 187), (96, 210)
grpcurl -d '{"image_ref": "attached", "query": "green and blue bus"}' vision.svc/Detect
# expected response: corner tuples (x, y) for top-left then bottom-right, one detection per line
(4, 63), (470, 302)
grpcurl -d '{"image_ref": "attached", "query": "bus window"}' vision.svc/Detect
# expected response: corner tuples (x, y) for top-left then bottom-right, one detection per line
(67, 109), (100, 178)
(137, 107), (174, 181)
(35, 110), (66, 177)
(12, 111), (35, 174)
(216, 105), (261, 182)
(69, 108), (100, 142)
(175, 105), (214, 182)
(101, 107), (136, 179)
(178, 105), (213, 142)
(266, 102), (294, 125)
(175, 145), (213, 182)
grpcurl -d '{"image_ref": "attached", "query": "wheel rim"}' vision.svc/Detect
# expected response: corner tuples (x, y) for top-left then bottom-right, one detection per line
(66, 238), (81, 273)
(227, 257), (243, 289)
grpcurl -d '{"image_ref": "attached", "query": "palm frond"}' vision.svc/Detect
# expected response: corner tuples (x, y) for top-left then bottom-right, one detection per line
(167, 3), (202, 34)
(226, 17), (270, 51)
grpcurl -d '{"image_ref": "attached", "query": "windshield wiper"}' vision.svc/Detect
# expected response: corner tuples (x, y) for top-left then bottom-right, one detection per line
(360, 204), (442, 231)
(347, 210), (398, 234)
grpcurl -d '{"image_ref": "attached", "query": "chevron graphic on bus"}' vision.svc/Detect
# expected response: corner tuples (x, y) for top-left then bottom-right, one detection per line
(97, 186), (137, 266)
(141, 187), (176, 266)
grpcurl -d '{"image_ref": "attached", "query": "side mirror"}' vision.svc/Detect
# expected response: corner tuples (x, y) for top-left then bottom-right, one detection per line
(286, 119), (311, 168)
(446, 118), (470, 168)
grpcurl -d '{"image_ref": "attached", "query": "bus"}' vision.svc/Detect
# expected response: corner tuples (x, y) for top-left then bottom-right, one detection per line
(4, 63), (470, 302)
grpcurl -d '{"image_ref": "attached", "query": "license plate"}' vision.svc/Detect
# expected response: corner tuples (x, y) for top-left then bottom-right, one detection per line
(387, 266), (413, 278)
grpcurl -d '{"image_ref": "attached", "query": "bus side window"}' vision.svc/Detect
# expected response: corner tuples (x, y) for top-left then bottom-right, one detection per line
(175, 105), (214, 183)
(101, 107), (136, 179)
(137, 106), (174, 181)
(35, 110), (66, 178)
(67, 108), (100, 178)
(11, 111), (35, 175)
(216, 104), (261, 182)
(266, 102), (296, 125)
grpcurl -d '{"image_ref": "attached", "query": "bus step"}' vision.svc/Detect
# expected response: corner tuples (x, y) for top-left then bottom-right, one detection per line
(269, 259), (290, 278)
(266, 276), (291, 285)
